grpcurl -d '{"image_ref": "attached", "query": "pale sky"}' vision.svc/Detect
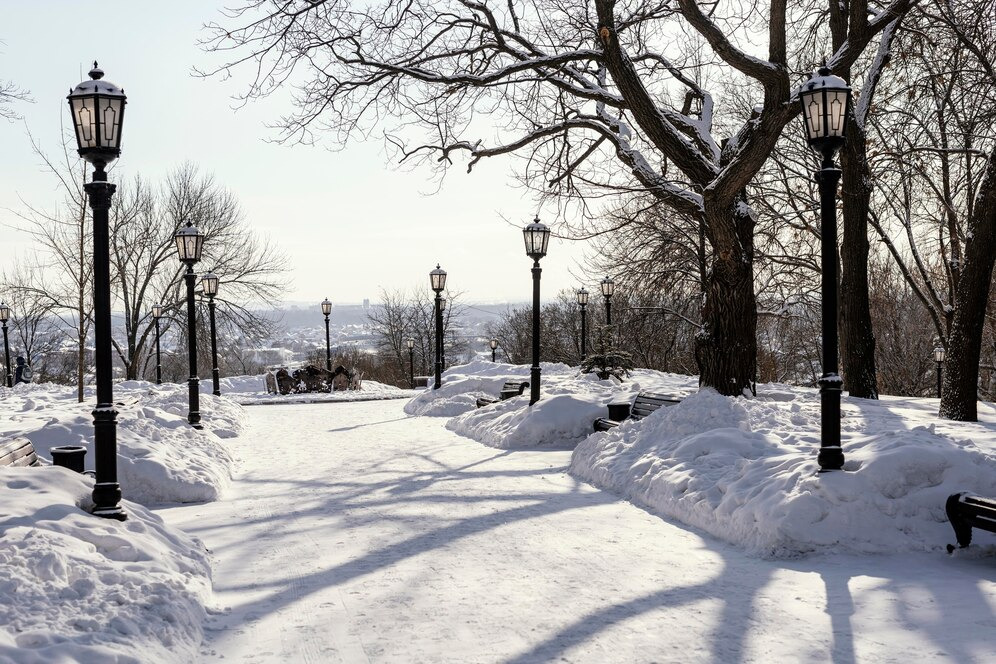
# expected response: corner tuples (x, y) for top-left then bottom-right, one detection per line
(0, 1), (592, 306)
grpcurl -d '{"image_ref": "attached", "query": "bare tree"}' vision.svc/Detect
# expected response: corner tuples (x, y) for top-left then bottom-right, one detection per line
(5, 129), (93, 400)
(200, 0), (913, 395)
(109, 163), (287, 380)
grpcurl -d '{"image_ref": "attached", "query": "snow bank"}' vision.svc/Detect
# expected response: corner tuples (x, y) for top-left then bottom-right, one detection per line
(571, 388), (996, 557)
(410, 360), (695, 448)
(1, 382), (240, 505)
(0, 466), (210, 663)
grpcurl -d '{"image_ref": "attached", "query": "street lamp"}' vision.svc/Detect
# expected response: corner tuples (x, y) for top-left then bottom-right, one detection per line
(152, 304), (164, 385)
(67, 62), (127, 520)
(934, 346), (946, 398)
(800, 65), (851, 473)
(201, 272), (221, 397)
(175, 222), (205, 429)
(600, 276), (615, 325)
(321, 298), (333, 371)
(407, 337), (415, 388)
(490, 338), (499, 362)
(430, 264), (447, 389)
(1, 302), (11, 388)
(523, 217), (551, 405)
(577, 287), (589, 360)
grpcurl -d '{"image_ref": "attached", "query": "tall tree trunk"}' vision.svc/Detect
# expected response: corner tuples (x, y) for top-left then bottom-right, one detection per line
(832, 0), (880, 400)
(695, 199), (757, 395)
(839, 121), (879, 398)
(940, 151), (996, 421)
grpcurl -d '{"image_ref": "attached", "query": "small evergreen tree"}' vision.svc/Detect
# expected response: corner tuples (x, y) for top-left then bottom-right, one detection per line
(580, 325), (634, 380)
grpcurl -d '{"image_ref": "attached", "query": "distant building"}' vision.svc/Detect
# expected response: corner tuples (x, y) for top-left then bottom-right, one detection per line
(363, 298), (370, 310)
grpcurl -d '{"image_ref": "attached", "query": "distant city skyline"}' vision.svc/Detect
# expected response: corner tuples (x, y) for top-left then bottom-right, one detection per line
(0, 1), (596, 307)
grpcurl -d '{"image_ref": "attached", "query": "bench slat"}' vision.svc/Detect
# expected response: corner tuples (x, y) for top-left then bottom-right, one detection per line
(0, 438), (42, 468)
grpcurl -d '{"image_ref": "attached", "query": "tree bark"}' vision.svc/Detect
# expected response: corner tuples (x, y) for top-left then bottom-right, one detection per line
(832, 0), (880, 400)
(939, 151), (996, 421)
(695, 199), (758, 395)
(838, 120), (879, 398)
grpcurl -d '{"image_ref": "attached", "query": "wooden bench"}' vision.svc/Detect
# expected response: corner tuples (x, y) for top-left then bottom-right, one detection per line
(0, 437), (42, 468)
(946, 492), (996, 552)
(593, 392), (681, 431)
(476, 380), (530, 408)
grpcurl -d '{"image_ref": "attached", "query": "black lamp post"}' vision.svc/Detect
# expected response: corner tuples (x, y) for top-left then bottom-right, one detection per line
(175, 222), (205, 429)
(67, 62), (127, 520)
(321, 298), (333, 371)
(1, 302), (12, 388)
(439, 297), (447, 372)
(490, 338), (498, 362)
(600, 276), (614, 325)
(934, 346), (946, 398)
(152, 303), (163, 385)
(430, 265), (447, 389)
(577, 287), (589, 360)
(407, 337), (415, 388)
(523, 217), (551, 405)
(800, 66), (851, 473)
(202, 272), (221, 397)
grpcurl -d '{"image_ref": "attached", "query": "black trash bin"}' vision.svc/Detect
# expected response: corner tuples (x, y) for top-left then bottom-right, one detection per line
(607, 401), (632, 422)
(51, 446), (87, 474)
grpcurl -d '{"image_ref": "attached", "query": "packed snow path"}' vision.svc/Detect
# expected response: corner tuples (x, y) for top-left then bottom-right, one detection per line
(158, 401), (996, 663)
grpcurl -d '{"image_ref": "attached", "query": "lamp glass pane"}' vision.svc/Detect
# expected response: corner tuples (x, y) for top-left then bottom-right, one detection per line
(175, 234), (188, 260)
(71, 96), (97, 148)
(153, 305), (163, 318)
(803, 91), (824, 139)
(828, 90), (847, 136)
(99, 97), (123, 148)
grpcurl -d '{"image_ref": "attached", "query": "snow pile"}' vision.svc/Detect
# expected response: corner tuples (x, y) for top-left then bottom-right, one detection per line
(221, 373), (419, 405)
(408, 360), (695, 447)
(571, 388), (996, 557)
(0, 466), (210, 663)
(1, 381), (240, 505)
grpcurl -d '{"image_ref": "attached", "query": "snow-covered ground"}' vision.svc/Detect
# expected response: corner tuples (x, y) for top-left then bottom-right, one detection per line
(1, 381), (240, 504)
(220, 373), (420, 405)
(408, 361), (996, 557)
(3, 363), (995, 662)
(155, 399), (995, 663)
(0, 467), (211, 663)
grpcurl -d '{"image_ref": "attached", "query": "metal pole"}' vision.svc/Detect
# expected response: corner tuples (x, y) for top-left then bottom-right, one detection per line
(580, 303), (587, 360)
(937, 363), (943, 399)
(185, 267), (203, 429)
(324, 315), (332, 371)
(409, 348), (415, 388)
(209, 296), (220, 396)
(86, 164), (125, 519)
(492, 347), (496, 362)
(2, 323), (11, 388)
(154, 317), (162, 385)
(530, 260), (542, 405)
(434, 293), (442, 389)
(817, 153), (844, 472)
(605, 297), (612, 326)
